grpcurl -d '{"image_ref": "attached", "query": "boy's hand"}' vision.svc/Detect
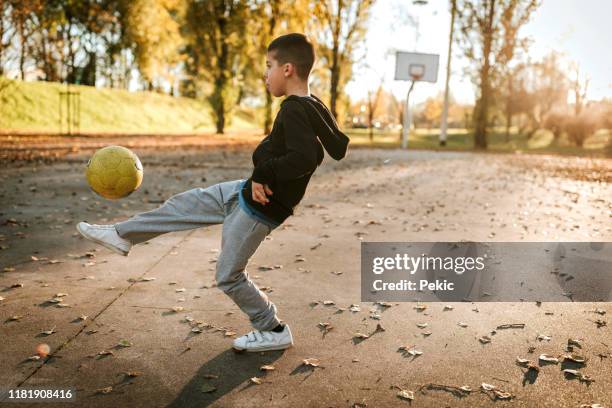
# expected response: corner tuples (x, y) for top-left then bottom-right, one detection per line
(251, 181), (273, 205)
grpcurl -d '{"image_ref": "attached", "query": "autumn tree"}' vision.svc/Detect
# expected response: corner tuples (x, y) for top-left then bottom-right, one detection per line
(311, 0), (375, 121)
(183, 0), (251, 134)
(457, 0), (539, 149)
(249, 0), (310, 134)
(123, 0), (183, 92)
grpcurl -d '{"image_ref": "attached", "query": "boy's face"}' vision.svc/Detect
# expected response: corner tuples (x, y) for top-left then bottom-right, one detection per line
(264, 51), (287, 97)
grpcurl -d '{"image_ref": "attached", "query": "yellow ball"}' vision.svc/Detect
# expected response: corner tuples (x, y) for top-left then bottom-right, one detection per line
(85, 145), (143, 200)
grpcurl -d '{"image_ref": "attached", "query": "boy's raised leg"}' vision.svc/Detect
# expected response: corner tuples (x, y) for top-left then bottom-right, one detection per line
(113, 179), (242, 245)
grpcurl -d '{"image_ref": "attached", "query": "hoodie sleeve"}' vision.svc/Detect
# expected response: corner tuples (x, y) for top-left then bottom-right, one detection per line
(251, 100), (319, 185)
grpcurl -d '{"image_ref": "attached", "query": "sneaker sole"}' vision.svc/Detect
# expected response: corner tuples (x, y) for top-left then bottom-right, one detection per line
(76, 223), (130, 257)
(232, 342), (293, 353)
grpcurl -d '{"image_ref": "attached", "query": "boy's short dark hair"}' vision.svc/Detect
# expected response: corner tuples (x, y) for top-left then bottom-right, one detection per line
(267, 33), (315, 81)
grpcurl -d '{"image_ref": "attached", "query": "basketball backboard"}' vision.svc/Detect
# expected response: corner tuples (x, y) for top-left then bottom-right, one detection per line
(394, 51), (439, 83)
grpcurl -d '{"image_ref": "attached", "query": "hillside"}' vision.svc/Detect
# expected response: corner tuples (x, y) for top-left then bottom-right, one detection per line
(0, 78), (260, 134)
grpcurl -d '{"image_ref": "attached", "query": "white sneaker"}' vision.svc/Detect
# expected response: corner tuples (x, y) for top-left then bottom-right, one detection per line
(76, 222), (132, 256)
(232, 324), (293, 352)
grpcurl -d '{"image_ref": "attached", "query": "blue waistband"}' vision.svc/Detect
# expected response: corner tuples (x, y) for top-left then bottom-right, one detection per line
(238, 179), (281, 229)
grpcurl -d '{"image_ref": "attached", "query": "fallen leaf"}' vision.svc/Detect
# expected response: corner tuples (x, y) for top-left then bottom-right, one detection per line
(117, 339), (132, 347)
(200, 383), (216, 393)
(479, 336), (491, 344)
(302, 358), (321, 367)
(397, 389), (414, 401)
(593, 319), (606, 328)
(538, 354), (559, 364)
(349, 304), (361, 312)
(516, 357), (530, 366)
(563, 354), (586, 364)
(537, 334), (552, 341)
(497, 323), (525, 329)
(481, 383), (495, 391)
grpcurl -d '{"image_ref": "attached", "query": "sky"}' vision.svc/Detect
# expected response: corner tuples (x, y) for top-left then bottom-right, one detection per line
(344, 0), (612, 106)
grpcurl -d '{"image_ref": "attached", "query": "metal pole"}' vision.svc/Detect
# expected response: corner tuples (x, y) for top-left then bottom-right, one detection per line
(67, 85), (71, 136)
(440, 0), (457, 147)
(59, 92), (62, 135)
(401, 80), (416, 149)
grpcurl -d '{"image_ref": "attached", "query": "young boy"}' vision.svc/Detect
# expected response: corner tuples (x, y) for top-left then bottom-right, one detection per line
(76, 33), (349, 352)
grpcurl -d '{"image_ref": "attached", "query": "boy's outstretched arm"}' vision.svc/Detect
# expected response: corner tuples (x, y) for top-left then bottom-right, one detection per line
(251, 100), (319, 186)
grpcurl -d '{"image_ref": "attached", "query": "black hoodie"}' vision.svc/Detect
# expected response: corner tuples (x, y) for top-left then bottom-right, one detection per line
(241, 94), (350, 225)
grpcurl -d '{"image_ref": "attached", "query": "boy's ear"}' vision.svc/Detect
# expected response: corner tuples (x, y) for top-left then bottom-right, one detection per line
(283, 62), (294, 77)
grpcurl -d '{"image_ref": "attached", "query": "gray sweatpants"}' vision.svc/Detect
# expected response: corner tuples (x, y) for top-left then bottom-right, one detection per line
(114, 179), (281, 332)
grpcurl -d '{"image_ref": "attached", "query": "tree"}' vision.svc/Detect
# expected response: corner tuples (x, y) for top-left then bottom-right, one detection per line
(184, 0), (251, 134)
(0, 0), (14, 76)
(311, 0), (375, 120)
(123, 0), (183, 92)
(419, 96), (444, 130)
(249, 0), (310, 134)
(7, 0), (42, 80)
(457, 0), (539, 149)
(571, 62), (589, 116)
(501, 52), (569, 140)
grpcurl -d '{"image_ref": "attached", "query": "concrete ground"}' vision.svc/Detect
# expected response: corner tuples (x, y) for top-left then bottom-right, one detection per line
(0, 146), (610, 407)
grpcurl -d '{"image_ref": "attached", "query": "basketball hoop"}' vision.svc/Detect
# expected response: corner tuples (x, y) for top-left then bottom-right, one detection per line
(394, 51), (439, 149)
(409, 64), (425, 81)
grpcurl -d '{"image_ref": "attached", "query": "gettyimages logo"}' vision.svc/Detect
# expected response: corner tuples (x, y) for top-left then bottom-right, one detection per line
(361, 242), (611, 302)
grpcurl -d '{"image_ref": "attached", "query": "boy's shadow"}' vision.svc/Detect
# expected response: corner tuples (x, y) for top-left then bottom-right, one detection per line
(166, 349), (285, 408)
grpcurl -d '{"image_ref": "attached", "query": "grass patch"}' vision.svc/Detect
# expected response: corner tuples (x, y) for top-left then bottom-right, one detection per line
(345, 128), (611, 157)
(0, 78), (260, 134)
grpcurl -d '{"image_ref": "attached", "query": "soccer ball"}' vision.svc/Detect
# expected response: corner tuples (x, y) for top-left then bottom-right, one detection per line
(85, 145), (143, 199)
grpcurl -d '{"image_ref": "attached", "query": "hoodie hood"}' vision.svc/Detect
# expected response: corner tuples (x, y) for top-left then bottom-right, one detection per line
(283, 94), (350, 161)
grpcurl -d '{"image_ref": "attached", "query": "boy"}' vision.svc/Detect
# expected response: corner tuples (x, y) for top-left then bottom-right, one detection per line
(76, 33), (349, 352)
